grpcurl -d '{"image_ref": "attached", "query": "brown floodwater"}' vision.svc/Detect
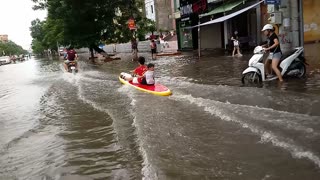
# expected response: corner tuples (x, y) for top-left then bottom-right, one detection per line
(1, 44), (320, 179)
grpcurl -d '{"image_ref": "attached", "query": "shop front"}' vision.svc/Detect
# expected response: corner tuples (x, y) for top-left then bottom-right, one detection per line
(178, 17), (194, 49)
(176, 0), (207, 50)
(197, 0), (263, 52)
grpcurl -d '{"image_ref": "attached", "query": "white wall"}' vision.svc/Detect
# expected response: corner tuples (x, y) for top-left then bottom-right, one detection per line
(200, 23), (222, 49)
(145, 0), (156, 21)
(102, 40), (178, 53)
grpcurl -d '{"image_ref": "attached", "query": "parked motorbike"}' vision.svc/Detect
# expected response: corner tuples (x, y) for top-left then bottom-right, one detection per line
(242, 46), (306, 84)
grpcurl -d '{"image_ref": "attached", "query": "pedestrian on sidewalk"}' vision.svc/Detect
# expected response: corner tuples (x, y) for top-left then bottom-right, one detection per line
(150, 39), (157, 60)
(231, 31), (242, 57)
(131, 38), (138, 61)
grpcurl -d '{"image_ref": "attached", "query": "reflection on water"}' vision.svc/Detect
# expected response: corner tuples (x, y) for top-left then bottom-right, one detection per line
(0, 52), (320, 179)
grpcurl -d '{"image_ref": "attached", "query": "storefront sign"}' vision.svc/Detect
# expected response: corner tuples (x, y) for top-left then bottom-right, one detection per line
(264, 0), (281, 5)
(180, 0), (207, 16)
(127, 18), (136, 30)
(192, 0), (207, 14)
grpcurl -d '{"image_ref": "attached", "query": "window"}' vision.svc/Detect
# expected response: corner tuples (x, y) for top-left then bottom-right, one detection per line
(151, 5), (154, 14)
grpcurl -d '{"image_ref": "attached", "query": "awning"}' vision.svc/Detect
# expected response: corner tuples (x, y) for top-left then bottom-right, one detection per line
(199, 0), (246, 18)
(207, 0), (223, 3)
(188, 0), (263, 29)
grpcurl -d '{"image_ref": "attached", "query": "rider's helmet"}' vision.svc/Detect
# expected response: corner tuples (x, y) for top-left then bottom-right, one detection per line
(261, 24), (274, 32)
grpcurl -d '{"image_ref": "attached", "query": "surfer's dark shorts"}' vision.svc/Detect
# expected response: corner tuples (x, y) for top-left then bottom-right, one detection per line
(141, 78), (154, 86)
(151, 49), (156, 54)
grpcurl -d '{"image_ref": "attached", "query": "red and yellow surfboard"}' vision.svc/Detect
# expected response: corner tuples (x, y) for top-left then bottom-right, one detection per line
(119, 76), (172, 96)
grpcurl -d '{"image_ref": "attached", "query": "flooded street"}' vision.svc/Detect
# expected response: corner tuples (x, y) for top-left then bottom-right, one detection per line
(1, 48), (320, 179)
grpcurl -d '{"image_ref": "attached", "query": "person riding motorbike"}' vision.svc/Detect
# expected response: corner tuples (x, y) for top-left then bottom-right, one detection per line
(261, 24), (283, 82)
(64, 47), (78, 72)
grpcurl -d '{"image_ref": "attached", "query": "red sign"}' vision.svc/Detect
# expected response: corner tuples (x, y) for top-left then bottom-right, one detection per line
(192, 0), (207, 14)
(180, 0), (207, 16)
(128, 18), (136, 30)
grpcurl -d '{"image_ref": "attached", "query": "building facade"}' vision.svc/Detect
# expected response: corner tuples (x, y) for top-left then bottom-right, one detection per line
(175, 0), (208, 50)
(175, 0), (262, 51)
(145, 0), (156, 21)
(258, 0), (320, 52)
(303, 0), (319, 44)
(145, 0), (176, 32)
(263, 0), (304, 53)
(174, 0), (306, 53)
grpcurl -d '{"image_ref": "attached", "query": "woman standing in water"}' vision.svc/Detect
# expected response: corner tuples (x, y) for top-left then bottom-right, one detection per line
(231, 31), (242, 57)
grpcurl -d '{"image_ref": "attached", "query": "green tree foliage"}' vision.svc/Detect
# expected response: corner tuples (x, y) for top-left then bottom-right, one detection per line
(43, 18), (64, 49)
(31, 39), (46, 54)
(30, 19), (46, 52)
(0, 41), (28, 56)
(138, 18), (156, 36)
(30, 17), (64, 52)
(30, 0), (156, 54)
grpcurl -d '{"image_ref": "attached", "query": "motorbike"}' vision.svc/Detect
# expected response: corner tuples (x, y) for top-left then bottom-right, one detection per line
(67, 61), (78, 74)
(242, 46), (306, 84)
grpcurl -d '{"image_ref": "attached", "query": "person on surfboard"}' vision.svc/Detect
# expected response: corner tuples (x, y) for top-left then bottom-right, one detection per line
(141, 63), (155, 85)
(121, 56), (147, 84)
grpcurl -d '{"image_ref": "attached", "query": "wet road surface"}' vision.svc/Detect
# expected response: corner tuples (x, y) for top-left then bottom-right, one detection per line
(1, 47), (320, 179)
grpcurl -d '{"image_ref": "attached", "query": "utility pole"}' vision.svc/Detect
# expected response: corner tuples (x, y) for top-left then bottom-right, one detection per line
(298, 0), (304, 46)
(278, 0), (293, 53)
(198, 18), (201, 58)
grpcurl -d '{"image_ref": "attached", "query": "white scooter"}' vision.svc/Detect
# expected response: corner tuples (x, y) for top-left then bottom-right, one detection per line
(242, 46), (306, 84)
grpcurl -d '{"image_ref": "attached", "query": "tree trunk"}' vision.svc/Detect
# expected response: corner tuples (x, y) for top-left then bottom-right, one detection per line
(89, 47), (95, 63)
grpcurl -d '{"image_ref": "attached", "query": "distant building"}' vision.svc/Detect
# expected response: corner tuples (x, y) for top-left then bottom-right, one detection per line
(0, 34), (8, 43)
(145, 0), (156, 21)
(145, 0), (176, 32)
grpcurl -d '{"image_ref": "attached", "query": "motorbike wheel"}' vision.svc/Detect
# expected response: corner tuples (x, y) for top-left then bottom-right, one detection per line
(242, 72), (262, 85)
(296, 63), (306, 78)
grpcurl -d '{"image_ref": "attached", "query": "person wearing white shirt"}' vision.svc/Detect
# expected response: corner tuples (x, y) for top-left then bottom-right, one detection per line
(142, 63), (155, 85)
(231, 31), (242, 57)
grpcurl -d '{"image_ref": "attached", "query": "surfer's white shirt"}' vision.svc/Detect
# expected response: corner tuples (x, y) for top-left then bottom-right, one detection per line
(145, 70), (155, 84)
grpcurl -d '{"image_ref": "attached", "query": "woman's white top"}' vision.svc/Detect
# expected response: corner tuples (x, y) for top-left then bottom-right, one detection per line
(233, 40), (239, 46)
